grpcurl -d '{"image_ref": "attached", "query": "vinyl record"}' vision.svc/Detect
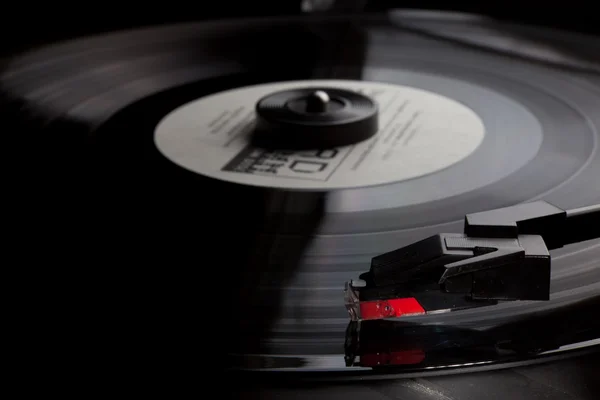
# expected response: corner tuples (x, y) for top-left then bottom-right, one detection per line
(3, 10), (599, 377)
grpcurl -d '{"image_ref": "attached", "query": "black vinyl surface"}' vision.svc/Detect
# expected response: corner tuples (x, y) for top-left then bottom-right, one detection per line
(240, 351), (600, 400)
(3, 9), (599, 391)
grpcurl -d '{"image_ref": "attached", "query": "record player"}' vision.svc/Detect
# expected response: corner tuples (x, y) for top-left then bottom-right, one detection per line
(4, 1), (599, 397)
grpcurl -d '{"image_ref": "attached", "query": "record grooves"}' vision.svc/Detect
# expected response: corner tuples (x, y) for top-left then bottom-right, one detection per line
(4, 10), (599, 379)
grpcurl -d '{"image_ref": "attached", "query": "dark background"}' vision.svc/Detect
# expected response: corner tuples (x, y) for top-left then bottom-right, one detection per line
(1, 1), (598, 56)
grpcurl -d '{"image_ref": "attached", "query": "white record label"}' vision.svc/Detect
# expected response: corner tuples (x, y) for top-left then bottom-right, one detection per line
(154, 80), (485, 190)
